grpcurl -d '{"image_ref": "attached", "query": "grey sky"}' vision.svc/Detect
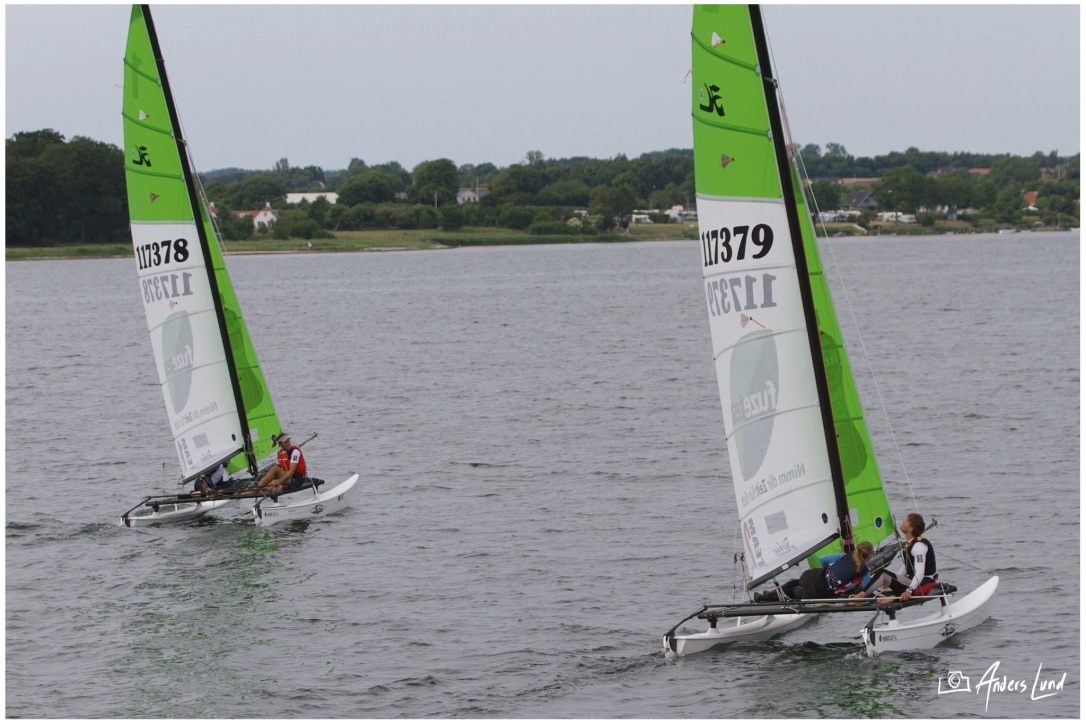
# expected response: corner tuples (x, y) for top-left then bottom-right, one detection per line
(4, 3), (1080, 173)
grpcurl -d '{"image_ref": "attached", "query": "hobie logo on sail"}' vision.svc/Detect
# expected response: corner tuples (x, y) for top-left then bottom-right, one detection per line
(698, 83), (725, 117)
(730, 329), (779, 481)
(161, 310), (195, 413)
(131, 145), (152, 167)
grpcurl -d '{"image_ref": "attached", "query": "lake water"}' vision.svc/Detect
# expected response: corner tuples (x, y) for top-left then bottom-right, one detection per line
(5, 232), (1079, 718)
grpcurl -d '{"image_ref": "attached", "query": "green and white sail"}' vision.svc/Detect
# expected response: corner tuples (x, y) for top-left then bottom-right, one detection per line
(122, 4), (280, 482)
(691, 5), (891, 587)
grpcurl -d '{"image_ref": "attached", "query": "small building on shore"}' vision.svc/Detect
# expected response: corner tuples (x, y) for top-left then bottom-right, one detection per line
(286, 192), (338, 205)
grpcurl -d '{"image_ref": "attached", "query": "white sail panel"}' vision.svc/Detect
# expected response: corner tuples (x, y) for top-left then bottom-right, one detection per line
(697, 196), (838, 582)
(132, 221), (244, 479)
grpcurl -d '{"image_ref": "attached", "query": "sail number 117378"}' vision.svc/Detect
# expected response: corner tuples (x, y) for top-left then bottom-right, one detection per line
(135, 237), (195, 305)
(135, 237), (190, 270)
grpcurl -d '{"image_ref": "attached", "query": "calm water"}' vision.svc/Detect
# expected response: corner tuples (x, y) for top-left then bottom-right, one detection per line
(6, 233), (1079, 718)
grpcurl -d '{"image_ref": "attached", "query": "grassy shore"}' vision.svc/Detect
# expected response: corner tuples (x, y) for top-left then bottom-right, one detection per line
(5, 223), (700, 260)
(6, 219), (994, 261)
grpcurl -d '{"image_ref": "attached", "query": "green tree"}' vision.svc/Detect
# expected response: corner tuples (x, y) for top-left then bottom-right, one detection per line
(989, 155), (1041, 189)
(824, 142), (849, 158)
(338, 170), (403, 205)
(6, 155), (56, 245)
(5, 131), (126, 245)
(213, 204), (254, 241)
(590, 182), (639, 223)
(224, 173), (286, 209)
(536, 179), (590, 206)
(346, 157), (369, 177)
(7, 128), (65, 162)
(649, 182), (687, 211)
(271, 208), (328, 239)
(873, 166), (927, 213)
(491, 164), (542, 199)
(341, 203), (377, 230)
(611, 171), (645, 199)
(809, 180), (842, 211)
(440, 203), (465, 230)
(372, 161), (412, 188)
(933, 173), (975, 210)
(411, 158), (459, 206)
(497, 204), (535, 230)
(307, 195), (333, 227)
(54, 136), (127, 243)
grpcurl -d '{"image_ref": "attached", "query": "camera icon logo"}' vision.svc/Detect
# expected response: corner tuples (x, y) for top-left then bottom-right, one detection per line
(938, 671), (972, 695)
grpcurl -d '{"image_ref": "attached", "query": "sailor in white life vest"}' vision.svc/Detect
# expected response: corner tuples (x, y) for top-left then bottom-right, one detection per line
(852, 512), (938, 604)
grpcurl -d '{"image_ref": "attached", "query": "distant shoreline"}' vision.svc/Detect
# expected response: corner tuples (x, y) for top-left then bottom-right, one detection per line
(6, 224), (1075, 261)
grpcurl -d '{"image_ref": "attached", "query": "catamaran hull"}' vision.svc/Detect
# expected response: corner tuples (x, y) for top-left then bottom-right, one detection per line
(862, 576), (999, 655)
(120, 498), (233, 527)
(663, 613), (812, 658)
(252, 474), (358, 527)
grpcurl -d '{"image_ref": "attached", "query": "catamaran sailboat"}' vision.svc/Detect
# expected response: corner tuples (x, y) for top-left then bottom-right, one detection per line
(662, 4), (997, 657)
(118, 5), (357, 527)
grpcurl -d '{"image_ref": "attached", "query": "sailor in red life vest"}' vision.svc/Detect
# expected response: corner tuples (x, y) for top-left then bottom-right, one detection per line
(257, 432), (307, 494)
(852, 512), (938, 604)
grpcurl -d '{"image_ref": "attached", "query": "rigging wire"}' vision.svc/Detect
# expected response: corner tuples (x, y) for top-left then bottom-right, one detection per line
(761, 15), (922, 517)
(731, 522), (750, 600)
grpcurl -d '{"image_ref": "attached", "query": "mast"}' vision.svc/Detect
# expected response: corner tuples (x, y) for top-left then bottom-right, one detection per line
(139, 5), (258, 479)
(748, 5), (852, 550)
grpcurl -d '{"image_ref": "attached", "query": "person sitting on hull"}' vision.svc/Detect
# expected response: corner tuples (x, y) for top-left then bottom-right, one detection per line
(851, 512), (937, 604)
(754, 541), (874, 602)
(257, 432), (307, 494)
(192, 463), (226, 495)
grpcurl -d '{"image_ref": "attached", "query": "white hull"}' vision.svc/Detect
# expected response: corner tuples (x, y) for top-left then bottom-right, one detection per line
(862, 576), (999, 655)
(120, 498), (233, 527)
(252, 473), (358, 527)
(663, 613), (812, 658)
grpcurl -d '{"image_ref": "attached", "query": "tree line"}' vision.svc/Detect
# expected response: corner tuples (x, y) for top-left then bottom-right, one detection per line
(5, 128), (1079, 247)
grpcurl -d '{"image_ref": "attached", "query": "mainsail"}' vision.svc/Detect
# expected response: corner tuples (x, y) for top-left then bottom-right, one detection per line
(691, 5), (891, 587)
(122, 5), (280, 482)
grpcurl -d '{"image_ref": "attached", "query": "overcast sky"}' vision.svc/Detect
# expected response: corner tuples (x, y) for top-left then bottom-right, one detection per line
(4, 3), (1081, 173)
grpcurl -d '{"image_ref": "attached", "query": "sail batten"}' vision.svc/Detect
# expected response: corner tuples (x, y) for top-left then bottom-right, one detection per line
(692, 118), (771, 138)
(724, 401), (822, 439)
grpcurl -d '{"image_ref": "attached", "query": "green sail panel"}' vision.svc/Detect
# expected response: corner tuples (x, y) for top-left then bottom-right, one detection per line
(200, 200), (282, 472)
(691, 6), (779, 201)
(794, 174), (894, 561)
(122, 5), (280, 479)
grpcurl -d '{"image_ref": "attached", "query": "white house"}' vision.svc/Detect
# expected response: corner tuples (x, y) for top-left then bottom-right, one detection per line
(286, 192), (338, 205)
(818, 211), (849, 223)
(208, 201), (279, 229)
(234, 201), (280, 229)
(456, 186), (490, 205)
(666, 205), (698, 223)
(876, 211), (916, 224)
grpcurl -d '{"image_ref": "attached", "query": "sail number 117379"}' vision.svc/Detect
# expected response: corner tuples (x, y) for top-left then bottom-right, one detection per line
(701, 223), (773, 267)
